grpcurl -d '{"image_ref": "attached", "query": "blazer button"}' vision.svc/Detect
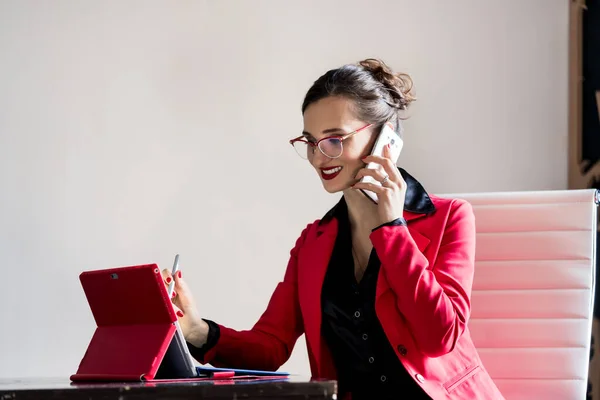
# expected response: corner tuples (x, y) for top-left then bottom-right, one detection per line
(415, 373), (425, 383)
(397, 344), (407, 356)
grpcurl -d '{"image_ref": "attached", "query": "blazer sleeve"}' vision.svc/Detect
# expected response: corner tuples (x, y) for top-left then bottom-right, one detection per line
(191, 223), (313, 371)
(369, 199), (476, 358)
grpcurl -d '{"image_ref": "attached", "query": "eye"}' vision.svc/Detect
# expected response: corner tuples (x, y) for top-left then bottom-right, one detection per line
(324, 137), (342, 147)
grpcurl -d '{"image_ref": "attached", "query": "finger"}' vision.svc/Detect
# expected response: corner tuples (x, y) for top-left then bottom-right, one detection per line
(172, 302), (184, 318)
(362, 152), (400, 183)
(383, 143), (398, 170)
(161, 268), (179, 303)
(383, 141), (391, 158)
(166, 275), (183, 313)
(362, 152), (396, 173)
(161, 268), (173, 284)
(352, 181), (392, 195)
(355, 167), (392, 185)
(173, 269), (183, 282)
(171, 270), (193, 310)
(172, 270), (186, 295)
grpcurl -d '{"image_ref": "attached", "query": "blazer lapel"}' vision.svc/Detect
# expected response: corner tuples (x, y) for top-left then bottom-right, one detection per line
(407, 226), (431, 254)
(297, 218), (338, 376)
(403, 210), (432, 255)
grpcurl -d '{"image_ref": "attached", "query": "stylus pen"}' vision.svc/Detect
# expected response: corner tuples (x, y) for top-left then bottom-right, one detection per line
(168, 254), (180, 297)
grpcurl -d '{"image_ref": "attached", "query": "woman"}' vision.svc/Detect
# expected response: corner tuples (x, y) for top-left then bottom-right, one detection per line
(163, 58), (505, 400)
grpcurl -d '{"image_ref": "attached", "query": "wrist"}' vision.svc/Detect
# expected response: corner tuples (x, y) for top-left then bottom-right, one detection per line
(186, 318), (209, 348)
(372, 217), (407, 232)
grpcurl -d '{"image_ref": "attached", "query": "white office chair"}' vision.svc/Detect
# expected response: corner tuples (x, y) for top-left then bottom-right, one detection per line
(441, 189), (598, 399)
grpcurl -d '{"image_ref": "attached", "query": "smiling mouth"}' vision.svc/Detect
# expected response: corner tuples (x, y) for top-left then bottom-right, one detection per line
(320, 166), (342, 181)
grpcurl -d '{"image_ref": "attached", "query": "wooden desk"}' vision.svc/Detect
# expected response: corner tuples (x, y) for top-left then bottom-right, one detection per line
(0, 377), (337, 399)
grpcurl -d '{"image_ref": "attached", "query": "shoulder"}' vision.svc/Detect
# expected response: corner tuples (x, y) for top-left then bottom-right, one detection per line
(289, 219), (321, 253)
(426, 195), (476, 239)
(429, 194), (474, 217)
(301, 219), (321, 236)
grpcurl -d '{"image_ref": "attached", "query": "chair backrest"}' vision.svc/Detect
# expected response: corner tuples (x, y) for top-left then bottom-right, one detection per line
(440, 189), (598, 400)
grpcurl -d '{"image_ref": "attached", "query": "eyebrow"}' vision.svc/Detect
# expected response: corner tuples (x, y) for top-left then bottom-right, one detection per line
(302, 128), (346, 138)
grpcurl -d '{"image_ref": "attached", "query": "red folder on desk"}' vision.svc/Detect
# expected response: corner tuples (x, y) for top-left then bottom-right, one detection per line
(70, 264), (180, 381)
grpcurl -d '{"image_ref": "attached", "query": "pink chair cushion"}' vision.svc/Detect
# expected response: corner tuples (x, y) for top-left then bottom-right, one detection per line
(440, 189), (598, 400)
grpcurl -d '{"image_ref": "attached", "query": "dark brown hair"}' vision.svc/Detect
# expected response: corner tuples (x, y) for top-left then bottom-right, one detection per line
(301, 58), (416, 136)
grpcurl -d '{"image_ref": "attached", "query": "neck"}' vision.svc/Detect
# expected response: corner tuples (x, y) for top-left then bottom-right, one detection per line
(342, 188), (380, 235)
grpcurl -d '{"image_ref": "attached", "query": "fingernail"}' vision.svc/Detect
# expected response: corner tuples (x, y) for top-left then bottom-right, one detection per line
(166, 277), (172, 284)
(177, 271), (182, 279)
(171, 290), (177, 298)
(176, 310), (184, 318)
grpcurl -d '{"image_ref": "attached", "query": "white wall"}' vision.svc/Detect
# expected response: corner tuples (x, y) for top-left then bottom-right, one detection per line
(0, 0), (569, 378)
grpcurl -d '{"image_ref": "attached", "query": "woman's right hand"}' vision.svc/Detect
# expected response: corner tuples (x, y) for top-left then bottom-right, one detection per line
(161, 268), (209, 348)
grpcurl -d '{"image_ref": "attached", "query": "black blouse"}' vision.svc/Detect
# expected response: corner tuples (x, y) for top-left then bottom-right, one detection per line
(319, 199), (430, 400)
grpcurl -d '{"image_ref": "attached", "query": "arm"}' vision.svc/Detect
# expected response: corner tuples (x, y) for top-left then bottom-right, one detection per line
(370, 200), (475, 358)
(188, 224), (312, 371)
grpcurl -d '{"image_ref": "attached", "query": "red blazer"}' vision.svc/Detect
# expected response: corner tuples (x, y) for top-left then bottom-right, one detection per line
(201, 191), (505, 399)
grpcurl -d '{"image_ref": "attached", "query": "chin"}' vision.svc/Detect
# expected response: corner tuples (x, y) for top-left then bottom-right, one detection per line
(322, 184), (341, 194)
(321, 179), (351, 194)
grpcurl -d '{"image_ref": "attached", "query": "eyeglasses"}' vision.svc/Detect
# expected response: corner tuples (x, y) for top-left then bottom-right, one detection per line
(289, 123), (373, 160)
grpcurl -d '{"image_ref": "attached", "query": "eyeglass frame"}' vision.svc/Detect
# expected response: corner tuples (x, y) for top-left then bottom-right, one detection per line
(289, 123), (374, 159)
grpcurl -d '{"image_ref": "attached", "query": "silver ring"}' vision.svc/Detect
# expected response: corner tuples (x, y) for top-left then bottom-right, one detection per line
(381, 174), (389, 185)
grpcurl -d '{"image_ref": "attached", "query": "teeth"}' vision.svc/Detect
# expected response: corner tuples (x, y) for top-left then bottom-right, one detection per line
(323, 167), (342, 175)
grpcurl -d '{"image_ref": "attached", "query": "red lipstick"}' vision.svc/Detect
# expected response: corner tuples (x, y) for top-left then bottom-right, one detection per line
(320, 166), (342, 181)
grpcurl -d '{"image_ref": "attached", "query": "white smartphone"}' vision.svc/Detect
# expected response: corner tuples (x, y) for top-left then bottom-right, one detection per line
(359, 122), (403, 204)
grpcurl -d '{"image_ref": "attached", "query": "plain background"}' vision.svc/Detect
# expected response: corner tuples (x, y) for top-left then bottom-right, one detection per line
(0, 0), (568, 378)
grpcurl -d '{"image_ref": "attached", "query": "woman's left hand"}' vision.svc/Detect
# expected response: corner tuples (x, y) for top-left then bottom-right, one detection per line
(352, 143), (407, 226)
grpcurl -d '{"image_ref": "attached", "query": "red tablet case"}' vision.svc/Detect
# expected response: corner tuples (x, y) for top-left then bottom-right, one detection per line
(70, 264), (177, 381)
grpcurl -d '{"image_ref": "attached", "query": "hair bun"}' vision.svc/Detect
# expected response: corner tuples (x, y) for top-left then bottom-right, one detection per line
(358, 58), (416, 110)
